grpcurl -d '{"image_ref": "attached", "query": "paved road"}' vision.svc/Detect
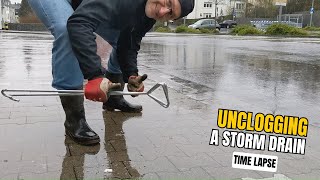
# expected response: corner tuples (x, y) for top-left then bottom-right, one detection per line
(0, 31), (319, 179)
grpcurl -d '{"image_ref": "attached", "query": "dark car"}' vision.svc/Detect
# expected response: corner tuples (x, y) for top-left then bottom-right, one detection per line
(219, 20), (237, 28)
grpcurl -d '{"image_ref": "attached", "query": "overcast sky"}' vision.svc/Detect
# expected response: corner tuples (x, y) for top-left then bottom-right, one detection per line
(11, 0), (21, 3)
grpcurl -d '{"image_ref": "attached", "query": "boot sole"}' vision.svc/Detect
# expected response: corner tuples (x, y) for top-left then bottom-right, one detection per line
(65, 131), (100, 146)
(104, 106), (143, 113)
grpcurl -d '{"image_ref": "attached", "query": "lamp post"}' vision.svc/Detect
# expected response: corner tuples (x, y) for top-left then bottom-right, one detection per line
(232, 0), (236, 21)
(214, 0), (217, 28)
(0, 0), (2, 29)
(275, 2), (286, 24)
(310, 0), (315, 26)
(279, 5), (283, 23)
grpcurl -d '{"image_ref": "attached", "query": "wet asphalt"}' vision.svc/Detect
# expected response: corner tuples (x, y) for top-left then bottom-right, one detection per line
(139, 34), (320, 126)
(0, 31), (320, 179)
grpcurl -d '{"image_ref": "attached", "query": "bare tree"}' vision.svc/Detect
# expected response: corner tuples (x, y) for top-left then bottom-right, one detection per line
(284, 0), (319, 14)
(246, 0), (277, 18)
(19, 0), (40, 23)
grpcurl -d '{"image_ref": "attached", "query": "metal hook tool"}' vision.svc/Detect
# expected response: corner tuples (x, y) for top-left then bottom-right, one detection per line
(1, 83), (170, 108)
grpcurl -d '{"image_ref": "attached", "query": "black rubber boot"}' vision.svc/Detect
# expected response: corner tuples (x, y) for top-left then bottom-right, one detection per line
(60, 95), (100, 146)
(103, 72), (143, 112)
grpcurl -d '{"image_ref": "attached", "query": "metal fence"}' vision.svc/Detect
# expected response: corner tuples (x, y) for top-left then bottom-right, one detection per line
(250, 14), (303, 30)
(250, 20), (302, 30)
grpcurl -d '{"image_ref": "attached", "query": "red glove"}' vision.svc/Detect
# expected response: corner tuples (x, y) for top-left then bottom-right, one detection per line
(85, 77), (120, 102)
(127, 74), (148, 97)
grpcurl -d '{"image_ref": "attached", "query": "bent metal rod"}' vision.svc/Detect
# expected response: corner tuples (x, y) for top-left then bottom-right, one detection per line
(1, 83), (170, 108)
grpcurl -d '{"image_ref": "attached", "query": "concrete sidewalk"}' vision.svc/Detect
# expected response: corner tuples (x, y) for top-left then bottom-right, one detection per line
(0, 32), (319, 180)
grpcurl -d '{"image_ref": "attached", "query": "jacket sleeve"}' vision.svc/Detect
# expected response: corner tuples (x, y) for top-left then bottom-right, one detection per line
(67, 0), (116, 80)
(117, 18), (156, 83)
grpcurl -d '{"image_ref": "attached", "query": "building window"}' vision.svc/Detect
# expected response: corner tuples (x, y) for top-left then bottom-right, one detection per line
(204, 2), (212, 8)
(236, 3), (245, 10)
(203, 13), (212, 18)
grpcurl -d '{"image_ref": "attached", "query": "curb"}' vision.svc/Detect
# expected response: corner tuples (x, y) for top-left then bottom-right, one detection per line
(0, 30), (50, 35)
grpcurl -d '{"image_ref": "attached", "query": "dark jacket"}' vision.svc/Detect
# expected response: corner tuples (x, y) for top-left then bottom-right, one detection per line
(68, 0), (155, 81)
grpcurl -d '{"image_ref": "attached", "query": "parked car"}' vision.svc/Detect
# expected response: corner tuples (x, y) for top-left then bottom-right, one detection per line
(219, 20), (237, 28)
(188, 19), (221, 30)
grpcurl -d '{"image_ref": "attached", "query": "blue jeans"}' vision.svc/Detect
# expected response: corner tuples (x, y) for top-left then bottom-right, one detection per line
(28, 0), (121, 90)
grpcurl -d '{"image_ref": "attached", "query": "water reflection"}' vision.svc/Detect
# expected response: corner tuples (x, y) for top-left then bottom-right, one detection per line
(140, 35), (320, 124)
(58, 111), (141, 179)
(0, 57), (5, 78)
(141, 37), (225, 69)
(0, 33), (52, 82)
(60, 138), (100, 180)
(102, 111), (140, 179)
(231, 54), (320, 95)
(23, 45), (34, 75)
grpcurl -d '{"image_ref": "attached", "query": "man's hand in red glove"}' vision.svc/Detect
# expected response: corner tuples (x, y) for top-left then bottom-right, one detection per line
(85, 77), (121, 102)
(127, 74), (148, 97)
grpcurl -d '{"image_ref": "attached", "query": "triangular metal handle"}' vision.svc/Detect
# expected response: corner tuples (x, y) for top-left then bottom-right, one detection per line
(146, 83), (170, 108)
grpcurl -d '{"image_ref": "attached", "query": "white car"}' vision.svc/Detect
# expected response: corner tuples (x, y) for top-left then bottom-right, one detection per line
(188, 19), (221, 30)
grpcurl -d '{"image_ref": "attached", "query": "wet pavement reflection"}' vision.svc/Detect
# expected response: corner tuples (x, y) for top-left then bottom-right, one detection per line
(1, 32), (320, 179)
(101, 111), (140, 179)
(140, 34), (320, 126)
(58, 112), (140, 179)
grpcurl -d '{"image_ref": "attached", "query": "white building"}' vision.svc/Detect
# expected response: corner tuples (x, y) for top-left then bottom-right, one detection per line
(232, 0), (246, 18)
(1, 0), (18, 28)
(186, 0), (247, 19)
(0, 0), (2, 29)
(11, 3), (20, 23)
